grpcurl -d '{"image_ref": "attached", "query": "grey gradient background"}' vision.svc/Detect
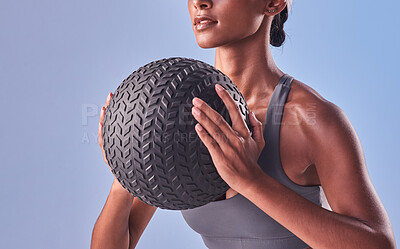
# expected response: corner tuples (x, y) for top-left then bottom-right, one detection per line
(0, 0), (399, 248)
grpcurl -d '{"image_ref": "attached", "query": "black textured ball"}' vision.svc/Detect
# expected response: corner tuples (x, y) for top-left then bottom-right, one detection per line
(102, 57), (251, 210)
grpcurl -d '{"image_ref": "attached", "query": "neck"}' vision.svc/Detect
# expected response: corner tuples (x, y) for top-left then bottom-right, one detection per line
(214, 18), (284, 109)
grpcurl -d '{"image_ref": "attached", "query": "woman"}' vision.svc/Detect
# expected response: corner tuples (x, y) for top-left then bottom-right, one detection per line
(91, 0), (396, 248)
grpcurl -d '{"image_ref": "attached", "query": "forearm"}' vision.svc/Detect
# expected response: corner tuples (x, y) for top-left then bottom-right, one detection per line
(91, 178), (135, 249)
(241, 172), (393, 249)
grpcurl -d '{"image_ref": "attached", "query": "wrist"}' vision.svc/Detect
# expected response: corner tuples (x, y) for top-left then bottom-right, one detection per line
(240, 166), (268, 198)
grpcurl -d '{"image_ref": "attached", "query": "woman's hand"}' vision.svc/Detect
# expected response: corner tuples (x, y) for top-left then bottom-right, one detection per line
(99, 92), (132, 194)
(191, 84), (266, 193)
(98, 92), (114, 173)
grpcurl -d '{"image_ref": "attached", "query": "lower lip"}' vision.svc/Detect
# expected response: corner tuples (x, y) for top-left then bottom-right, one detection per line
(195, 21), (217, 31)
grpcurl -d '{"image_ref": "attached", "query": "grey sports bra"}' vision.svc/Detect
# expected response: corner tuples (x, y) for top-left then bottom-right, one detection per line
(181, 74), (331, 249)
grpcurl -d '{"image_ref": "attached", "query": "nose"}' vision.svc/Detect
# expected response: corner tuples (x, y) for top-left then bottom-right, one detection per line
(192, 0), (212, 10)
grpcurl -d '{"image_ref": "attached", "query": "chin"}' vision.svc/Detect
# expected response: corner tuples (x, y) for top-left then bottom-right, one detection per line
(196, 40), (217, 49)
(194, 27), (256, 49)
(194, 34), (217, 48)
(195, 34), (234, 49)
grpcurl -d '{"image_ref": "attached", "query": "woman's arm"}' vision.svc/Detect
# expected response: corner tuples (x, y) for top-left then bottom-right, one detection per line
(91, 178), (158, 249)
(128, 194), (158, 248)
(91, 178), (135, 249)
(191, 84), (395, 248)
(240, 101), (396, 249)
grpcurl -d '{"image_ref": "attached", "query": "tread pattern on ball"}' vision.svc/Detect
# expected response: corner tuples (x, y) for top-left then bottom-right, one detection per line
(103, 57), (251, 210)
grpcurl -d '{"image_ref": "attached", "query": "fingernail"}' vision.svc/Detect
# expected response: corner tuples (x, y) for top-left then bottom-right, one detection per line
(192, 106), (201, 116)
(193, 97), (202, 107)
(215, 84), (224, 91)
(195, 123), (203, 131)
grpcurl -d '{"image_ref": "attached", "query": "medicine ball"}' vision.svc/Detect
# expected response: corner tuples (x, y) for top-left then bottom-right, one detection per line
(102, 57), (252, 210)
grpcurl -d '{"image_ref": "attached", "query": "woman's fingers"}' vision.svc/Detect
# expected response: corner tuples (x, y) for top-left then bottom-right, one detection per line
(99, 92), (113, 147)
(105, 92), (113, 108)
(98, 106), (105, 147)
(194, 122), (225, 165)
(192, 97), (239, 151)
(249, 111), (265, 155)
(214, 84), (250, 138)
(98, 106), (110, 166)
(192, 106), (233, 153)
(99, 92), (113, 167)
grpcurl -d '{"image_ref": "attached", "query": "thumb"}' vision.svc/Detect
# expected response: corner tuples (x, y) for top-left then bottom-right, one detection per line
(249, 111), (265, 149)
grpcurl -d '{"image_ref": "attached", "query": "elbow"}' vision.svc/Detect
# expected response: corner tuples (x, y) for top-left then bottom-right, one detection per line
(377, 238), (396, 249)
(371, 230), (396, 249)
(380, 236), (396, 249)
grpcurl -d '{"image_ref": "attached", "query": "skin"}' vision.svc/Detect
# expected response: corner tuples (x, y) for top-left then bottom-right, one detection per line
(188, 0), (396, 248)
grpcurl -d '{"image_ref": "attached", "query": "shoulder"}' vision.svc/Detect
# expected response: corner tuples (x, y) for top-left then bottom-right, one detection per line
(287, 81), (394, 244)
(284, 77), (345, 132)
(288, 77), (349, 130)
(288, 78), (362, 168)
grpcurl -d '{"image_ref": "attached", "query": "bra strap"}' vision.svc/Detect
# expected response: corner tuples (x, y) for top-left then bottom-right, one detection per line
(259, 73), (293, 170)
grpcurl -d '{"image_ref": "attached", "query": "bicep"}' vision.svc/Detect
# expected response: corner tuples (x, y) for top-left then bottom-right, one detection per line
(311, 102), (389, 229)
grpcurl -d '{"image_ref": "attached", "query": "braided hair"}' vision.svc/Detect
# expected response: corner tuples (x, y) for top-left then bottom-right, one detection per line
(270, 5), (289, 47)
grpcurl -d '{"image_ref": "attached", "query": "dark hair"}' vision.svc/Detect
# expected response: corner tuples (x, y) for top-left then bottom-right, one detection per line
(270, 6), (289, 47)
